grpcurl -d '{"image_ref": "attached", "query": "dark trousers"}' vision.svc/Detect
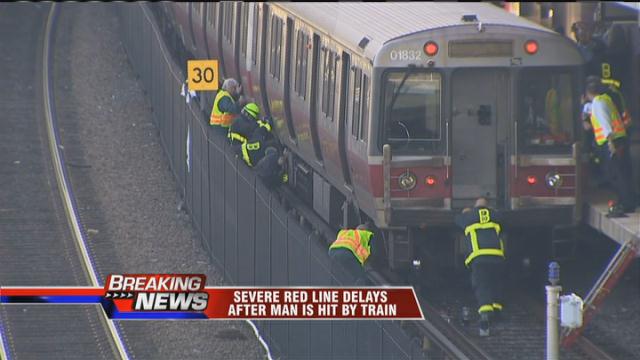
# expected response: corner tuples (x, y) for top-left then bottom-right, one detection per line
(470, 258), (505, 313)
(329, 248), (367, 286)
(597, 139), (637, 211)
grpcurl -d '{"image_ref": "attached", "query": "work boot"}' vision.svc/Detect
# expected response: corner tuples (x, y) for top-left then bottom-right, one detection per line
(479, 313), (490, 337)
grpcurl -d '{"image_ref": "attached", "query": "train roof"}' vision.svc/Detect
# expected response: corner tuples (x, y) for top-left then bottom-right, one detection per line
(277, 2), (555, 60)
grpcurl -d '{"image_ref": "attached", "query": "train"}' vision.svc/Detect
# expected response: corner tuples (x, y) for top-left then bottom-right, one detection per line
(151, 2), (585, 272)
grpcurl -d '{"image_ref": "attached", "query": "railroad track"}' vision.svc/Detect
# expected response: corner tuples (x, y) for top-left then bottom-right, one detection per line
(0, 4), (128, 359)
(279, 187), (621, 360)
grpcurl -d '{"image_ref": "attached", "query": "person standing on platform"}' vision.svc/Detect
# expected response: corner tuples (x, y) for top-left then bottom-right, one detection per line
(455, 197), (506, 337)
(328, 224), (374, 286)
(584, 81), (637, 213)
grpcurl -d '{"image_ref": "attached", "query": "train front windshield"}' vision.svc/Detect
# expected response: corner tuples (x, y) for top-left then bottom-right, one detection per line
(383, 71), (442, 154)
(518, 69), (576, 153)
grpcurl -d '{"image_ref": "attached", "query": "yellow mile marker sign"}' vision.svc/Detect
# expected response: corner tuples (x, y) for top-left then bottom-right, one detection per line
(187, 60), (219, 91)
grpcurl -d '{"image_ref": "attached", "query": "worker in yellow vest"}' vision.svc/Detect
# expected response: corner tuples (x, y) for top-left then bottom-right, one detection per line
(584, 81), (637, 213)
(587, 75), (632, 130)
(210, 78), (243, 132)
(328, 224), (373, 285)
(455, 197), (505, 337)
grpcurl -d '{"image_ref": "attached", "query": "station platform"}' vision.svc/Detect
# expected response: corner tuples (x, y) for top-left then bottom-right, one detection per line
(584, 191), (640, 255)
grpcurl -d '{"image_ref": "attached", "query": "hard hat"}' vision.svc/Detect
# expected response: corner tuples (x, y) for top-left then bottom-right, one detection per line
(243, 103), (260, 119)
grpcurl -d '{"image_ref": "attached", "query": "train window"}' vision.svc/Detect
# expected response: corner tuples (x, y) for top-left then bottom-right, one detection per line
(294, 30), (302, 97)
(321, 48), (329, 117)
(350, 69), (370, 141)
(321, 48), (337, 121)
(518, 69), (575, 153)
(269, 15), (283, 80)
(251, 5), (258, 65)
(301, 33), (308, 97)
(222, 3), (232, 43)
(207, 4), (215, 26)
(277, 19), (283, 79)
(351, 67), (362, 138)
(240, 4), (249, 56)
(361, 74), (369, 141)
(294, 30), (309, 99)
(383, 71), (441, 152)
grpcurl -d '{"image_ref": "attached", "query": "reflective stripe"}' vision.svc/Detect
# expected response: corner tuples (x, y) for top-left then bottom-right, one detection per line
(479, 304), (494, 314)
(257, 120), (272, 132)
(211, 90), (237, 127)
(329, 230), (372, 265)
(492, 303), (503, 311)
(464, 212), (504, 266)
(592, 94), (626, 145)
(241, 143), (253, 167)
(228, 132), (247, 143)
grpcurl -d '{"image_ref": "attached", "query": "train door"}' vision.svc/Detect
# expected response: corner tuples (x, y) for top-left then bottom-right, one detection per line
(451, 69), (508, 206)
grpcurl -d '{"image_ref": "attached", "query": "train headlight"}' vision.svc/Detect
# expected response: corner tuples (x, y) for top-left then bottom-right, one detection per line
(524, 40), (538, 55)
(545, 172), (562, 189)
(423, 41), (438, 57)
(398, 172), (417, 191)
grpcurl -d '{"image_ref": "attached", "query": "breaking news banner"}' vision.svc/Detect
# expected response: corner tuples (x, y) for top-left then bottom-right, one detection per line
(0, 274), (424, 320)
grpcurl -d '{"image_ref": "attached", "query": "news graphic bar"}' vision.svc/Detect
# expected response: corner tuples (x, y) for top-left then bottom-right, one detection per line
(0, 274), (424, 320)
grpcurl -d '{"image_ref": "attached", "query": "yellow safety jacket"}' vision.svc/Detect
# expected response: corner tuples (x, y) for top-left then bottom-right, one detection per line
(591, 94), (626, 145)
(601, 80), (632, 128)
(464, 209), (504, 267)
(210, 90), (237, 127)
(329, 229), (373, 266)
(241, 140), (261, 167)
(228, 119), (272, 144)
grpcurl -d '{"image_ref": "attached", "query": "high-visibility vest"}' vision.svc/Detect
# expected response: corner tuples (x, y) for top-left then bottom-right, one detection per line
(228, 131), (248, 144)
(329, 229), (373, 266)
(545, 88), (561, 136)
(241, 140), (261, 167)
(464, 209), (504, 266)
(210, 90), (237, 127)
(257, 119), (272, 132)
(228, 118), (271, 144)
(591, 94), (627, 145)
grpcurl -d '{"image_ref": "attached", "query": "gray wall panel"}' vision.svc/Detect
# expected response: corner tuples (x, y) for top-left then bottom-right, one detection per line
(210, 138), (225, 270)
(308, 322), (331, 360)
(254, 185), (271, 286)
(223, 152), (238, 283)
(332, 321), (357, 359)
(201, 127), (211, 250)
(288, 223), (309, 286)
(289, 321), (310, 360)
(185, 118), (193, 219)
(236, 165), (256, 286)
(356, 321), (383, 360)
(192, 118), (202, 234)
(270, 202), (288, 286)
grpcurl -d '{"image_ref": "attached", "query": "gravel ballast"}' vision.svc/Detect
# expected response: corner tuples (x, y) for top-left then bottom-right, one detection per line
(52, 4), (265, 359)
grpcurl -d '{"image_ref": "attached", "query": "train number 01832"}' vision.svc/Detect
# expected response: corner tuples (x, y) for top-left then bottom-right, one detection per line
(389, 49), (422, 61)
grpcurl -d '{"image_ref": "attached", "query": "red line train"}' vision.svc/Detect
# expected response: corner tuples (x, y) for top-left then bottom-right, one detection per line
(154, 2), (584, 272)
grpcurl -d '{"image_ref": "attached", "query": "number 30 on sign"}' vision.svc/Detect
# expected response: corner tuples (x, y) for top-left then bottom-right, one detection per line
(187, 60), (219, 91)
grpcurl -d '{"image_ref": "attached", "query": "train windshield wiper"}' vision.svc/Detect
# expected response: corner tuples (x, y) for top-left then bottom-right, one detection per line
(387, 64), (416, 116)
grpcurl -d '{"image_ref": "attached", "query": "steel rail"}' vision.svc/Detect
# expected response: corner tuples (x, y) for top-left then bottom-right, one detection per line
(42, 4), (129, 359)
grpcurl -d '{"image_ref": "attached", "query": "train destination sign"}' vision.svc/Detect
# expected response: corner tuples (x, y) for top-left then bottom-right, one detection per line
(187, 60), (219, 91)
